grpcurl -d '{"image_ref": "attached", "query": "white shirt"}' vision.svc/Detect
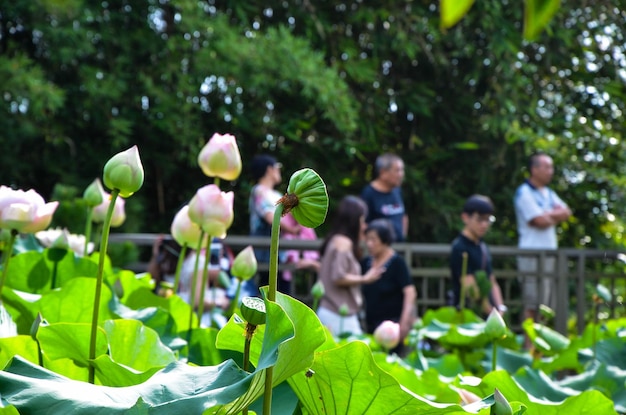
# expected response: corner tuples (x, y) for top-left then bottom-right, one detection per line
(514, 181), (567, 249)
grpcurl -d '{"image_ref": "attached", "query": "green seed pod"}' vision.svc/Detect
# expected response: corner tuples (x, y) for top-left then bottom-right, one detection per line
(311, 280), (325, 300)
(284, 168), (328, 228)
(240, 296), (266, 326)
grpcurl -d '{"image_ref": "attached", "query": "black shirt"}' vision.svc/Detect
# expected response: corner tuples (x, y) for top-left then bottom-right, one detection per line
(449, 233), (493, 308)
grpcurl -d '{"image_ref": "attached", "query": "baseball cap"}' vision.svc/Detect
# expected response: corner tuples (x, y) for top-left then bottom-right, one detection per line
(462, 195), (494, 215)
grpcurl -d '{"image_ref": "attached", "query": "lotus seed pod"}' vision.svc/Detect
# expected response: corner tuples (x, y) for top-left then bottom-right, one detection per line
(284, 168), (328, 228)
(240, 296), (266, 326)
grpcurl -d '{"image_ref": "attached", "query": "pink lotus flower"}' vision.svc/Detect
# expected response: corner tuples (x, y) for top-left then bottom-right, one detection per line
(91, 179), (126, 227)
(0, 186), (59, 233)
(187, 184), (234, 238)
(198, 133), (242, 181)
(103, 145), (144, 197)
(230, 245), (257, 281)
(373, 320), (401, 350)
(170, 205), (208, 248)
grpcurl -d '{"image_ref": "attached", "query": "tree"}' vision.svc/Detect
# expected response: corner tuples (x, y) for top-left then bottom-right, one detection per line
(1, 0), (625, 250)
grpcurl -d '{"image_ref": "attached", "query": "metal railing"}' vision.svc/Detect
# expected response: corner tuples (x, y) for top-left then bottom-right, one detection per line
(109, 233), (625, 334)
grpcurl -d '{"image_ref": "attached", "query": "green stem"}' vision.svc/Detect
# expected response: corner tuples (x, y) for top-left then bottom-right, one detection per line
(188, 231), (205, 331)
(0, 230), (18, 303)
(225, 278), (243, 317)
(173, 243), (188, 293)
(243, 323), (255, 415)
(197, 241), (213, 325)
(492, 342), (497, 372)
(88, 188), (120, 384)
(312, 297), (320, 313)
(263, 204), (284, 415)
(84, 208), (93, 257)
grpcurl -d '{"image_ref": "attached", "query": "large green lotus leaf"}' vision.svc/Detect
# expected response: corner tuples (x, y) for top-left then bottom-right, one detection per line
(4, 249), (97, 294)
(116, 269), (154, 303)
(213, 289), (325, 414)
(122, 287), (194, 333)
(290, 341), (473, 414)
(373, 352), (460, 404)
(39, 277), (115, 324)
(555, 359), (626, 413)
(0, 335), (39, 369)
(578, 337), (626, 370)
(523, 0), (561, 41)
(422, 306), (483, 326)
(42, 356), (90, 382)
(522, 320), (570, 355)
(0, 287), (39, 334)
(476, 369), (619, 414)
(0, 407), (19, 415)
(482, 346), (532, 375)
(105, 319), (175, 372)
(187, 327), (232, 367)
(92, 355), (163, 387)
(37, 322), (107, 366)
(420, 318), (490, 348)
(426, 353), (466, 378)
(0, 355), (251, 414)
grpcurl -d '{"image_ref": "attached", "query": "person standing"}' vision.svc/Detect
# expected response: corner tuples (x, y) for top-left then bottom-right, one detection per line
(449, 195), (506, 317)
(361, 153), (408, 242)
(249, 154), (300, 293)
(361, 219), (416, 353)
(316, 196), (384, 336)
(514, 152), (571, 322)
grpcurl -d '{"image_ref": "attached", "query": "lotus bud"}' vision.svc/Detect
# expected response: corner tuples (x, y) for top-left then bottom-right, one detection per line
(230, 246), (257, 281)
(83, 178), (104, 207)
(93, 187), (126, 228)
(280, 168), (328, 228)
(198, 133), (242, 181)
(103, 145), (144, 197)
(338, 304), (349, 317)
(493, 388), (513, 415)
(170, 205), (208, 248)
(485, 308), (507, 340)
(373, 320), (401, 350)
(188, 184), (234, 238)
(240, 296), (266, 326)
(311, 280), (325, 301)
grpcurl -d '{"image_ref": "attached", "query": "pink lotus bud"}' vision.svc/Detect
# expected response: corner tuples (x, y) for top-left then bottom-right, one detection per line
(170, 205), (208, 248)
(187, 184), (234, 238)
(373, 320), (401, 350)
(197, 133), (242, 181)
(103, 145), (144, 197)
(92, 179), (126, 227)
(230, 246), (257, 281)
(0, 187), (58, 233)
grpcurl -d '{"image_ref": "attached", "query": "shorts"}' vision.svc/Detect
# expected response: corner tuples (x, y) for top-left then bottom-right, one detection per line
(316, 306), (363, 336)
(517, 255), (556, 310)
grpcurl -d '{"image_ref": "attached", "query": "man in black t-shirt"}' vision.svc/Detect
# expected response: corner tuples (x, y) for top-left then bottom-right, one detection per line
(361, 153), (407, 242)
(449, 195), (507, 316)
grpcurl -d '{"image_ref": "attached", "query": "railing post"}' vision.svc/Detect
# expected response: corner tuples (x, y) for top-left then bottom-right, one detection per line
(555, 250), (569, 335)
(576, 251), (586, 334)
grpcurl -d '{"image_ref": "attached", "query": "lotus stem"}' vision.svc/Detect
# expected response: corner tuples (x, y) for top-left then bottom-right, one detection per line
(459, 252), (468, 311)
(0, 229), (18, 303)
(197, 240), (213, 325)
(88, 188), (119, 384)
(263, 204), (284, 415)
(188, 231), (205, 331)
(84, 208), (93, 257)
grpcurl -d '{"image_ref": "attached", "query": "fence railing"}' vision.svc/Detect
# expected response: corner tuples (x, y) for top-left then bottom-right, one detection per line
(109, 233), (625, 334)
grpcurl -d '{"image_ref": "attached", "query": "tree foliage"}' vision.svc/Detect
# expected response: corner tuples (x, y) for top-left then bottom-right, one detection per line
(1, 0), (625, 249)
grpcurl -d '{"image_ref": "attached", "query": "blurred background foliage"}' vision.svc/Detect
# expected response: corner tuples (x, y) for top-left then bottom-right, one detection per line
(1, 0), (625, 250)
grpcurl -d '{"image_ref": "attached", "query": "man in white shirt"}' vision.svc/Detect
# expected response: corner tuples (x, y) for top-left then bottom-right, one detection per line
(514, 152), (572, 323)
